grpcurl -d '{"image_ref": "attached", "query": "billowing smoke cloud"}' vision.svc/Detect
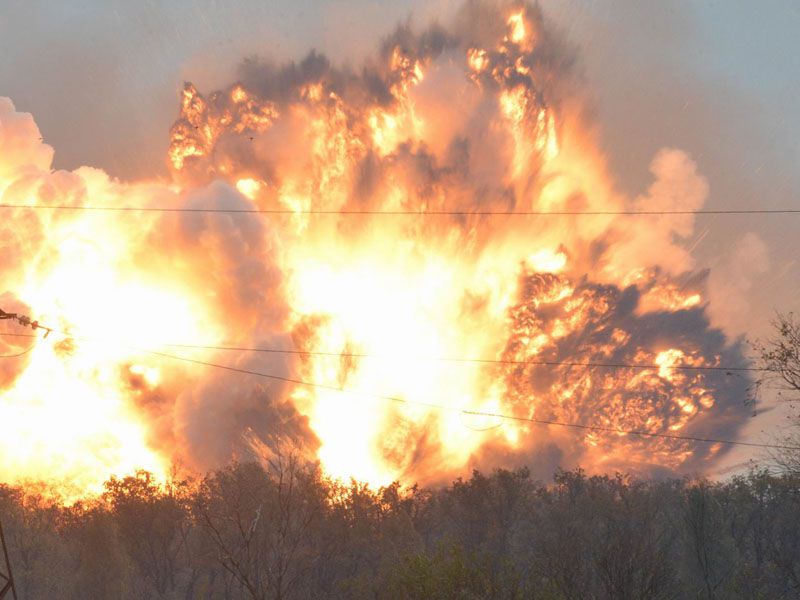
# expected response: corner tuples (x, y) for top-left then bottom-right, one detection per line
(0, 98), (317, 493)
(707, 232), (770, 334)
(128, 182), (319, 469)
(602, 148), (710, 278)
(0, 1), (755, 495)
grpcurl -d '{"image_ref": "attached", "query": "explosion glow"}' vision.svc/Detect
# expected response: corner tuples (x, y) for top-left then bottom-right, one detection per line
(0, 2), (751, 498)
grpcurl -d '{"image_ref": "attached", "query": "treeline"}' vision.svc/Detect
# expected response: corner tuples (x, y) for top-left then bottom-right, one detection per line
(1, 458), (800, 599)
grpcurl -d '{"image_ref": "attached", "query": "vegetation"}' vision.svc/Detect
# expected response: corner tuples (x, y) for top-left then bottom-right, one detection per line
(2, 459), (800, 599)
(755, 312), (800, 474)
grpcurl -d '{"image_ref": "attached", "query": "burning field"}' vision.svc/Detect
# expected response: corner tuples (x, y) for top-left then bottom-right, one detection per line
(0, 1), (752, 498)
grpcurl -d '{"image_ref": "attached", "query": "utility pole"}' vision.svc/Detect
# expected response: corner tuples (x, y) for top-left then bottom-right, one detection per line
(0, 307), (22, 599)
(0, 517), (17, 600)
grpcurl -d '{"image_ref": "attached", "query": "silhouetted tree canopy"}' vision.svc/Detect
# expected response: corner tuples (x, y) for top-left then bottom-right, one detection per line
(2, 460), (800, 599)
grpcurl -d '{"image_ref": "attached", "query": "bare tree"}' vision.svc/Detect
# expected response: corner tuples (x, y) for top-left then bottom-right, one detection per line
(754, 312), (800, 473)
(193, 454), (326, 600)
(762, 475), (800, 595)
(591, 477), (678, 600)
(0, 486), (71, 600)
(102, 470), (197, 598)
(682, 482), (738, 599)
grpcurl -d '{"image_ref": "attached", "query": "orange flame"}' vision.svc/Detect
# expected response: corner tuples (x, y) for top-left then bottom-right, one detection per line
(0, 3), (750, 498)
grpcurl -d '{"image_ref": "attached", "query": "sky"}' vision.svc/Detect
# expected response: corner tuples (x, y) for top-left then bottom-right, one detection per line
(1, 1), (798, 188)
(1, 0), (798, 475)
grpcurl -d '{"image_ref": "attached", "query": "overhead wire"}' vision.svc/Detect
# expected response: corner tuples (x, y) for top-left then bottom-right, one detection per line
(0, 330), (765, 372)
(1, 203), (799, 216)
(1, 314), (795, 452)
(141, 347), (800, 452)
(0, 343), (37, 358)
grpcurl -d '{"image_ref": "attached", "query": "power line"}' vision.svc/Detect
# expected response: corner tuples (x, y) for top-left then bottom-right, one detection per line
(144, 347), (800, 452)
(1, 203), (799, 216)
(2, 310), (791, 451)
(106, 342), (768, 373)
(0, 331), (763, 373)
(0, 343), (36, 358)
